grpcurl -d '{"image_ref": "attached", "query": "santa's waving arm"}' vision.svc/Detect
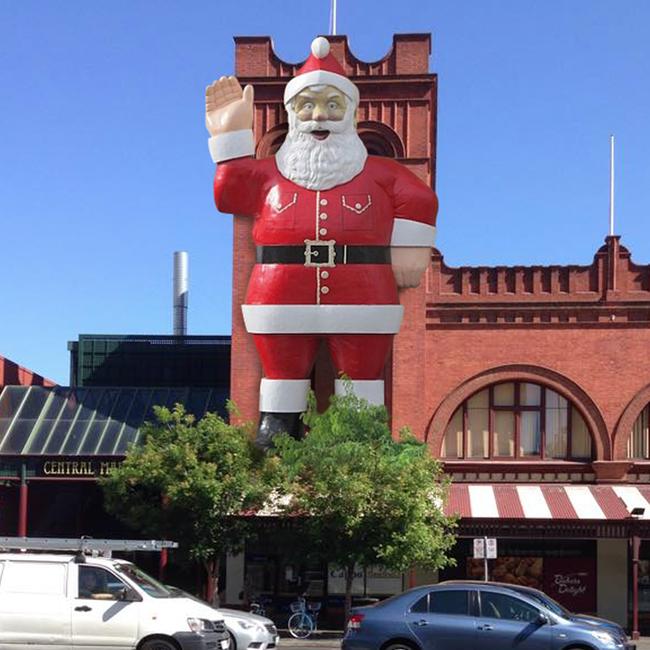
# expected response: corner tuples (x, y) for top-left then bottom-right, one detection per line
(388, 160), (438, 289)
(206, 77), (264, 215)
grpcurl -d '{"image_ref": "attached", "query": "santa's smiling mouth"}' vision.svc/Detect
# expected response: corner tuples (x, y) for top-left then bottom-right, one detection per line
(311, 130), (330, 140)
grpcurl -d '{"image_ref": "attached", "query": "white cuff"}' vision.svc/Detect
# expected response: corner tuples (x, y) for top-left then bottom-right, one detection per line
(335, 379), (385, 406)
(390, 218), (436, 247)
(208, 130), (255, 163)
(259, 378), (310, 413)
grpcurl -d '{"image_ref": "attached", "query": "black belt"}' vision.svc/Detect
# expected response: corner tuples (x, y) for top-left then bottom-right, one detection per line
(256, 243), (391, 266)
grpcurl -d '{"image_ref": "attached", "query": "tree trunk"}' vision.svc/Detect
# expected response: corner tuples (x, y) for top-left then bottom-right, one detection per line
(344, 563), (355, 627)
(205, 558), (220, 606)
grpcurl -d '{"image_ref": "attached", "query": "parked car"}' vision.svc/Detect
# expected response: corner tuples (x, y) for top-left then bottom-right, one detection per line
(0, 551), (230, 649)
(508, 583), (628, 641)
(218, 608), (279, 650)
(342, 580), (635, 650)
(167, 586), (280, 650)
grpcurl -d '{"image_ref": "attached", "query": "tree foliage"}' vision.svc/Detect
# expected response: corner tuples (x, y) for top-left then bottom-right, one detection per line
(272, 390), (457, 620)
(101, 405), (269, 599)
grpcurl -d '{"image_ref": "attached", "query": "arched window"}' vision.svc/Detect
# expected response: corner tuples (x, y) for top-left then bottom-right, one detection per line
(628, 405), (650, 459)
(442, 382), (593, 461)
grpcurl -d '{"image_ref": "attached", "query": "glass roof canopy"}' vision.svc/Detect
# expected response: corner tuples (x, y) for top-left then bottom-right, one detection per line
(0, 385), (227, 457)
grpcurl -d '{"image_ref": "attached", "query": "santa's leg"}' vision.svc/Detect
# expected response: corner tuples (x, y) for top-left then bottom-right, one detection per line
(327, 334), (394, 406)
(252, 333), (319, 450)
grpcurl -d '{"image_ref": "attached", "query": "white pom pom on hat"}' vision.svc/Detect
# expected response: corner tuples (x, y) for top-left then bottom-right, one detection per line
(283, 36), (359, 106)
(311, 36), (331, 59)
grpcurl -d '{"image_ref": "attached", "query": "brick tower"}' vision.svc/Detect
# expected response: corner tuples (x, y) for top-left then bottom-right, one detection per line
(229, 34), (437, 430)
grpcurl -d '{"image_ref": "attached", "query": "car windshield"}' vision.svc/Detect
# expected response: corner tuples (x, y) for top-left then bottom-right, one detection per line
(515, 589), (569, 617)
(113, 562), (172, 598)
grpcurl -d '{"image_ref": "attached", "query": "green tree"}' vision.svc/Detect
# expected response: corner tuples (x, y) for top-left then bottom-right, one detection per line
(273, 391), (457, 623)
(101, 405), (269, 602)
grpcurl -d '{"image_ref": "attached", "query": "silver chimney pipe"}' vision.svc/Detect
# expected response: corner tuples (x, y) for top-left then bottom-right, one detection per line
(173, 251), (188, 336)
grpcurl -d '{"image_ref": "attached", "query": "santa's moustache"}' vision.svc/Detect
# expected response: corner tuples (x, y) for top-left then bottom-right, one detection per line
(276, 109), (367, 191)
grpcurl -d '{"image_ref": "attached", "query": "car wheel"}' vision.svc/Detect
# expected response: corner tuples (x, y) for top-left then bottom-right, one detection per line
(384, 643), (418, 650)
(228, 631), (237, 650)
(140, 638), (179, 650)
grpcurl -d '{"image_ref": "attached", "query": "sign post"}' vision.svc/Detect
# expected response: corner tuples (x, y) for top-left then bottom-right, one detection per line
(473, 537), (497, 582)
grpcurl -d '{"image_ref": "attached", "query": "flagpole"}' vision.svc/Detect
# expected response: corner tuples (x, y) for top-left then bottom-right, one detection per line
(330, 0), (337, 35)
(609, 134), (615, 237)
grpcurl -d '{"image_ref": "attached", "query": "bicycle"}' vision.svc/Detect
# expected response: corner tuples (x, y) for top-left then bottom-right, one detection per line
(287, 596), (321, 639)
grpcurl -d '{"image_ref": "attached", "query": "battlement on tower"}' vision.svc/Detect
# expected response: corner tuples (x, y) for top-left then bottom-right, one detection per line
(234, 34), (432, 77)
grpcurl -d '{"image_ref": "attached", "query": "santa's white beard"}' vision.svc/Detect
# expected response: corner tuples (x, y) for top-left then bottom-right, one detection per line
(275, 107), (368, 190)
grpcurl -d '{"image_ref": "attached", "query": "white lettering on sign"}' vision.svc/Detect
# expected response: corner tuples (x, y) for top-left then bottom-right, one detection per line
(553, 573), (588, 598)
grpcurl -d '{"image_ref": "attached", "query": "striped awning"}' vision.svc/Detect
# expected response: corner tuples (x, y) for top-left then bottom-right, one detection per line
(446, 484), (650, 521)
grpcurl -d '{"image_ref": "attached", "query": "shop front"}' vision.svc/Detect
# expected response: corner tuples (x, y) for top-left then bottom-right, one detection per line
(440, 482), (650, 633)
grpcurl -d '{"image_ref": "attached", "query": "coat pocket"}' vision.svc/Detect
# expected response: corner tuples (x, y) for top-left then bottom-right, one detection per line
(341, 193), (373, 230)
(266, 189), (298, 229)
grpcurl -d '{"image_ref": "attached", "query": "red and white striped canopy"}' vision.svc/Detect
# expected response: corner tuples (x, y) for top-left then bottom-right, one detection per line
(445, 484), (650, 520)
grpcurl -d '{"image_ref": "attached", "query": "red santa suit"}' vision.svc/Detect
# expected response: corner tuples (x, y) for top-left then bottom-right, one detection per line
(209, 37), (437, 420)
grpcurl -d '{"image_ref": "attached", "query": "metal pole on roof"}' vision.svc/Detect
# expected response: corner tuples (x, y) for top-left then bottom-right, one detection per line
(329, 0), (337, 35)
(173, 252), (188, 336)
(609, 135), (615, 237)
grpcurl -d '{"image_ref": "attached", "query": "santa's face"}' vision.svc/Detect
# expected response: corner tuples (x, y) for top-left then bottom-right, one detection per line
(275, 84), (368, 190)
(293, 86), (347, 138)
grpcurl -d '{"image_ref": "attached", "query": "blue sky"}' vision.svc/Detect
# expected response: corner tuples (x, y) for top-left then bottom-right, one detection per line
(1, 1), (649, 383)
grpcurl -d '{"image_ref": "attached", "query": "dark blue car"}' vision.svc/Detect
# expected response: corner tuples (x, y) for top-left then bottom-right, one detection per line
(342, 581), (635, 650)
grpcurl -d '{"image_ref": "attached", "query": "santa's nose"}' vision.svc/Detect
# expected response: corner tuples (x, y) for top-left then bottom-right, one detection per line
(312, 106), (327, 121)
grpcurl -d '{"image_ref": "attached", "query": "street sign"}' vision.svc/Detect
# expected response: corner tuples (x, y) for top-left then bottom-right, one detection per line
(473, 537), (497, 559)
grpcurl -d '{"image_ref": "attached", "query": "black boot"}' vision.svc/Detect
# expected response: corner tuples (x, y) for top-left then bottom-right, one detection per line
(255, 412), (304, 451)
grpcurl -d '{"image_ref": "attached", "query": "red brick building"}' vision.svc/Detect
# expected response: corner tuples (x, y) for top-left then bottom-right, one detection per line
(227, 34), (650, 630)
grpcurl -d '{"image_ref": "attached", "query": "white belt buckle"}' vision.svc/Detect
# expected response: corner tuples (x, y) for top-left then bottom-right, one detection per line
(304, 239), (336, 267)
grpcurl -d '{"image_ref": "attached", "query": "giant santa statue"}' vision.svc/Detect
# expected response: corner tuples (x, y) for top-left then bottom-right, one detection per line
(206, 37), (437, 449)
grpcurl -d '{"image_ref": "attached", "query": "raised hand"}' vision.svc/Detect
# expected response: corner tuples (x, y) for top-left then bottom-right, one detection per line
(205, 76), (254, 136)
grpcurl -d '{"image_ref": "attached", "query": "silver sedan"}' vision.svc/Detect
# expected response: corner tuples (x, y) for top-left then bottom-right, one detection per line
(218, 608), (280, 650)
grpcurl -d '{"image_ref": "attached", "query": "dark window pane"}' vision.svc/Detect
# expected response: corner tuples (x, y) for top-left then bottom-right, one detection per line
(481, 592), (538, 622)
(185, 389), (211, 419)
(18, 388), (50, 419)
(110, 390), (136, 422)
(79, 420), (109, 455)
(96, 419), (125, 455)
(126, 390), (153, 426)
(165, 388), (189, 410)
(146, 389), (170, 420)
(1, 419), (37, 454)
(0, 386), (29, 418)
(429, 590), (469, 616)
(411, 594), (428, 613)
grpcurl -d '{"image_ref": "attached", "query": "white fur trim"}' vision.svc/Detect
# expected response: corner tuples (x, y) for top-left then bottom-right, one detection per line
(242, 304), (403, 334)
(208, 130), (255, 163)
(284, 70), (359, 106)
(390, 219), (436, 247)
(259, 378), (310, 413)
(335, 379), (385, 406)
(311, 37), (330, 58)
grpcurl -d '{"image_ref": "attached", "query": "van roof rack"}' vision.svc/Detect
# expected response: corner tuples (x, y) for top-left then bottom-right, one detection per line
(0, 537), (178, 555)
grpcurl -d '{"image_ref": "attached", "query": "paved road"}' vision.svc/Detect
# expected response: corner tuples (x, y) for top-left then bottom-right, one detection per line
(279, 636), (650, 650)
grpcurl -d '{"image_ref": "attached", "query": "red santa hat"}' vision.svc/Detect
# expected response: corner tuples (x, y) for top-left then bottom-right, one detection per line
(284, 37), (360, 107)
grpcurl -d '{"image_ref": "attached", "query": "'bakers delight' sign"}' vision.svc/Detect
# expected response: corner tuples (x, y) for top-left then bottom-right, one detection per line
(543, 558), (596, 613)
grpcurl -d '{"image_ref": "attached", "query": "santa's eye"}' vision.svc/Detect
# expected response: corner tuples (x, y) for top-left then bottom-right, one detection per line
(301, 102), (315, 111)
(328, 101), (340, 110)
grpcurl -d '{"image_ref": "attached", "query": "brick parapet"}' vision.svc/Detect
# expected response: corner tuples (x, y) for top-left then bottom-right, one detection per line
(427, 237), (650, 328)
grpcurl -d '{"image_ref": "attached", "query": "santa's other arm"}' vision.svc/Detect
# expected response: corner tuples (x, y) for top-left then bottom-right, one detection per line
(205, 76), (262, 215)
(388, 159), (438, 288)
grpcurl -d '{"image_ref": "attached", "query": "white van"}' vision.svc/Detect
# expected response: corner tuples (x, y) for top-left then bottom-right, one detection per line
(0, 551), (230, 650)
